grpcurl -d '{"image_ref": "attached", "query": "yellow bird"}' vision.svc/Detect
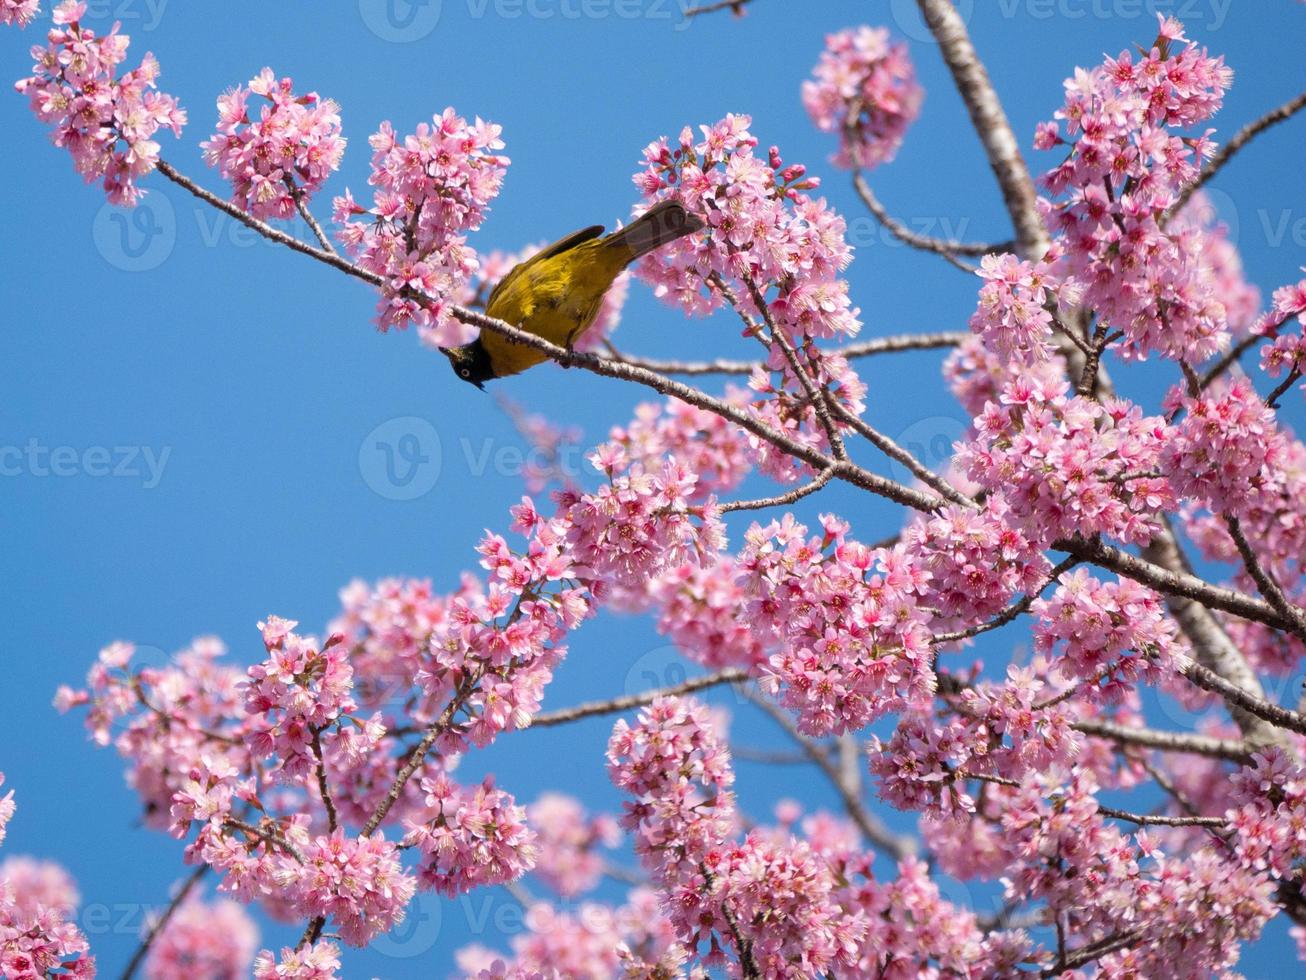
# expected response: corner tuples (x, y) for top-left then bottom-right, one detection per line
(441, 200), (704, 388)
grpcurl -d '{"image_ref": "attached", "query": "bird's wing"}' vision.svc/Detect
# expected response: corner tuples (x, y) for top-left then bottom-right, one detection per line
(486, 224), (605, 311)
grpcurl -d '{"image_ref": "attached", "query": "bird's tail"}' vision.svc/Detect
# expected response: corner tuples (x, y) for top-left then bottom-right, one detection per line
(603, 200), (705, 263)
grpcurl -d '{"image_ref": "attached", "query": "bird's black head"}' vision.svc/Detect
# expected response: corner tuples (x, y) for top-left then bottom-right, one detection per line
(440, 341), (495, 390)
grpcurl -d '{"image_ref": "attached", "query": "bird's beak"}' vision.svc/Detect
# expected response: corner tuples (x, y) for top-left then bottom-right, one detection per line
(437, 346), (451, 356)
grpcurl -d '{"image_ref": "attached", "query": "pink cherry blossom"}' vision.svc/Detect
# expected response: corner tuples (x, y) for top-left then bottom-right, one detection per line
(252, 941), (341, 979)
(14, 0), (185, 205)
(334, 109), (506, 336)
(0, 0), (39, 28)
(143, 895), (258, 980)
(802, 25), (922, 170)
(201, 68), (345, 221)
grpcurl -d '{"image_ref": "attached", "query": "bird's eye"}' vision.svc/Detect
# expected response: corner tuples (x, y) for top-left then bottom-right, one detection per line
(460, 368), (471, 378)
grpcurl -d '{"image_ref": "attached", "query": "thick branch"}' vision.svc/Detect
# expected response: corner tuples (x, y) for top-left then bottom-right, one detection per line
(1071, 719), (1250, 762)
(914, 0), (1049, 259)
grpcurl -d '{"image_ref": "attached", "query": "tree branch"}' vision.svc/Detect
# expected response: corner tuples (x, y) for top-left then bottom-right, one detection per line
(852, 171), (1013, 259)
(118, 864), (209, 980)
(1071, 719), (1250, 762)
(914, 0), (1049, 259)
(531, 668), (748, 727)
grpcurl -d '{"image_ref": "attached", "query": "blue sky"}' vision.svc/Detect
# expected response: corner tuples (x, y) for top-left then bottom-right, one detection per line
(2, 0), (1304, 974)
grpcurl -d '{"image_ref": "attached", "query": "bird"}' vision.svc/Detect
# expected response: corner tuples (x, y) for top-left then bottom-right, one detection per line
(440, 199), (704, 388)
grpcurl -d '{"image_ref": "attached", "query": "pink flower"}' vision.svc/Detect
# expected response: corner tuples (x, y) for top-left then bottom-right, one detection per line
(0, 0), (39, 27)
(334, 109), (507, 336)
(252, 941), (341, 979)
(403, 774), (537, 897)
(143, 895), (258, 980)
(14, 8), (185, 204)
(802, 25), (922, 171)
(201, 68), (345, 221)
(526, 793), (620, 898)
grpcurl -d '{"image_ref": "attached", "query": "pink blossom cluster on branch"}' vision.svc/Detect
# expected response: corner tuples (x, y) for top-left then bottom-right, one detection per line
(13, 0), (185, 205)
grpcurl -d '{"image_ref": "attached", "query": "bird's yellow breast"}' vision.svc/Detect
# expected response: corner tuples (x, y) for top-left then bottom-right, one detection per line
(481, 239), (626, 378)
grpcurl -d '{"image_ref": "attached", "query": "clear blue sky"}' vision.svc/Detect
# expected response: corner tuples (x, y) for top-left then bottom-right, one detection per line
(2, 1), (1304, 975)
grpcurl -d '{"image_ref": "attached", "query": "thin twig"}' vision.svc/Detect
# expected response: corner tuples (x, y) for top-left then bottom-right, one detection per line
(1095, 804), (1227, 828)
(1169, 89), (1306, 218)
(720, 465), (841, 513)
(309, 726), (339, 833)
(852, 171), (1012, 259)
(605, 330), (968, 376)
(286, 174), (336, 255)
(826, 399), (976, 508)
(118, 864), (209, 980)
(1225, 514), (1306, 644)
(531, 668), (747, 727)
(683, 0), (755, 17)
(738, 684), (915, 860)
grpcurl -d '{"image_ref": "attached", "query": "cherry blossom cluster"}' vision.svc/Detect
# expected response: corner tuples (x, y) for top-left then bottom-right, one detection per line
(654, 557), (774, 670)
(1226, 747), (1306, 880)
(456, 890), (684, 978)
(801, 25), (922, 171)
(871, 666), (1081, 818)
(55, 638), (252, 834)
(402, 772), (537, 897)
(334, 108), (507, 335)
(143, 895), (258, 980)
(741, 515), (935, 735)
(253, 940), (341, 980)
(1162, 375), (1285, 514)
(969, 250), (1068, 365)
(608, 697), (865, 977)
(557, 451), (724, 595)
(630, 115), (869, 471)
(14, 0), (186, 205)
(526, 792), (620, 898)
(903, 497), (1050, 633)
(1032, 569), (1183, 698)
(604, 394), (754, 500)
(201, 68), (345, 221)
(0, 776), (95, 979)
(244, 617), (357, 782)
(1036, 15), (1235, 362)
(1002, 768), (1277, 976)
(960, 376), (1175, 547)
